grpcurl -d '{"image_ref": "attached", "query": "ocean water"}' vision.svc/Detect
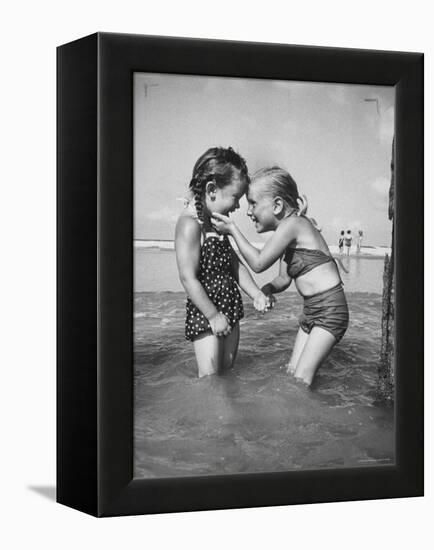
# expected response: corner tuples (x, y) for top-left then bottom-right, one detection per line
(134, 248), (388, 293)
(134, 281), (395, 477)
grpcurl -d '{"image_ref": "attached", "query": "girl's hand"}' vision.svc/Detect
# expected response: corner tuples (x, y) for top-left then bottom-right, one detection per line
(253, 291), (275, 313)
(260, 285), (276, 310)
(211, 212), (234, 234)
(297, 194), (308, 216)
(208, 312), (231, 337)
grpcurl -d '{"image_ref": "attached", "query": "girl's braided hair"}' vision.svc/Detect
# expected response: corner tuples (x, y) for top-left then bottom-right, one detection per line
(252, 166), (300, 212)
(189, 146), (250, 224)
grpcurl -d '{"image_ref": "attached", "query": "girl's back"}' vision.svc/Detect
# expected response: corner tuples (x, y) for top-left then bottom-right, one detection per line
(282, 214), (340, 298)
(289, 215), (331, 255)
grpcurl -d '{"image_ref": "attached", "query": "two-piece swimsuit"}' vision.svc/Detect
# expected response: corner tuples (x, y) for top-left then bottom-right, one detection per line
(283, 246), (349, 342)
(185, 231), (244, 341)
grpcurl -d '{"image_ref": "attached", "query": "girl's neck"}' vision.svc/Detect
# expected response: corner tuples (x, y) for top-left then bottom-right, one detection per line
(275, 207), (297, 227)
(197, 208), (214, 232)
(201, 216), (214, 232)
(187, 195), (212, 229)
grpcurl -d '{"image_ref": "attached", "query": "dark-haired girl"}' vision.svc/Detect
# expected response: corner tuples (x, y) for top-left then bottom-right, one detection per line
(175, 147), (271, 378)
(212, 167), (349, 387)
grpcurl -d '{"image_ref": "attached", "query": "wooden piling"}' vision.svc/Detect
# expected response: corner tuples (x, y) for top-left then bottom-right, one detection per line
(378, 139), (395, 403)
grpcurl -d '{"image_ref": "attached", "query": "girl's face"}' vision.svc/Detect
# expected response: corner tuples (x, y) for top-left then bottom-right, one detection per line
(206, 175), (247, 216)
(246, 181), (277, 233)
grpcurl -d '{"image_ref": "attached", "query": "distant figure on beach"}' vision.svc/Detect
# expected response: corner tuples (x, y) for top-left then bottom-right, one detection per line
(345, 230), (353, 256)
(175, 146), (271, 378)
(338, 230), (345, 255)
(357, 229), (363, 253)
(212, 166), (349, 387)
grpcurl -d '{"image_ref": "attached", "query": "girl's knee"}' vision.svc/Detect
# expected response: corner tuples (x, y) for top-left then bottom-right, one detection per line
(198, 366), (218, 378)
(287, 362), (296, 374)
(222, 354), (236, 371)
(197, 358), (220, 377)
(293, 373), (312, 388)
(293, 364), (315, 386)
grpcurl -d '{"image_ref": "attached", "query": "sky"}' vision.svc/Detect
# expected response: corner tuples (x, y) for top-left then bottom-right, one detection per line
(134, 73), (395, 246)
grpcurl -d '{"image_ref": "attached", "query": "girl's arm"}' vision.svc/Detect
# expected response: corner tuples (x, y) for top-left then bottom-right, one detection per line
(230, 249), (272, 312)
(212, 213), (296, 273)
(261, 257), (292, 295)
(230, 248), (262, 300)
(175, 217), (230, 333)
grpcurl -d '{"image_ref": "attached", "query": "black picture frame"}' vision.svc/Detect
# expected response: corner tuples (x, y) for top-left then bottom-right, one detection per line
(57, 32), (423, 517)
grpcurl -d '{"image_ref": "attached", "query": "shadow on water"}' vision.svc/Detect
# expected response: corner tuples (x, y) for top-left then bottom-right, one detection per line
(28, 486), (56, 501)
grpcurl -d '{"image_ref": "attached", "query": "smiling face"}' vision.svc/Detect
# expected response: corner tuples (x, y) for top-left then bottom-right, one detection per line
(205, 173), (248, 216)
(246, 181), (278, 233)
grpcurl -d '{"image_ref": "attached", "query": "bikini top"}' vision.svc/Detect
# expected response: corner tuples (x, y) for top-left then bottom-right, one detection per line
(283, 247), (335, 279)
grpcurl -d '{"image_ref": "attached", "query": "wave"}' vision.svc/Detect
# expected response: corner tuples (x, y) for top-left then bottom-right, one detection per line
(134, 240), (391, 257)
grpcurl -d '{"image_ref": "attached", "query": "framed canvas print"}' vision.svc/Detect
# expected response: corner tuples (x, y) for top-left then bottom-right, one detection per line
(57, 33), (423, 517)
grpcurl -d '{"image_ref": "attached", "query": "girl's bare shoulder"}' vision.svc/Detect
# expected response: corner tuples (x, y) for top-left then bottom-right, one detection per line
(288, 214), (317, 231)
(175, 211), (202, 241)
(279, 212), (307, 234)
(291, 215), (328, 250)
(278, 214), (319, 245)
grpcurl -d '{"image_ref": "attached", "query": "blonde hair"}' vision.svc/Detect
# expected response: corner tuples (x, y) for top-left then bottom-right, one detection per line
(252, 167), (300, 211)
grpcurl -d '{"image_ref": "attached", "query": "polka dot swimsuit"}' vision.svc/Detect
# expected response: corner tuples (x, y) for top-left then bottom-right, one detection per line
(185, 233), (244, 341)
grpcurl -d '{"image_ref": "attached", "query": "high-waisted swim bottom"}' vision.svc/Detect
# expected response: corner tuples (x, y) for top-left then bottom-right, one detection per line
(299, 283), (349, 342)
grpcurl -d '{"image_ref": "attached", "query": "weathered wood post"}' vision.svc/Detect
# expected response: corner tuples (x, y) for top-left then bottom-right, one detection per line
(378, 139), (395, 403)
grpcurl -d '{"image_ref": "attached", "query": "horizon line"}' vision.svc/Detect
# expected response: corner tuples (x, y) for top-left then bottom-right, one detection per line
(134, 238), (391, 249)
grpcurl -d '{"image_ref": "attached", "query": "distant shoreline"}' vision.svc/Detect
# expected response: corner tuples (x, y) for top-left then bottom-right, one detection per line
(134, 239), (391, 258)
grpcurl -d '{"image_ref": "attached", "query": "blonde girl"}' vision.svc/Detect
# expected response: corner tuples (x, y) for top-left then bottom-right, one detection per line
(212, 167), (349, 386)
